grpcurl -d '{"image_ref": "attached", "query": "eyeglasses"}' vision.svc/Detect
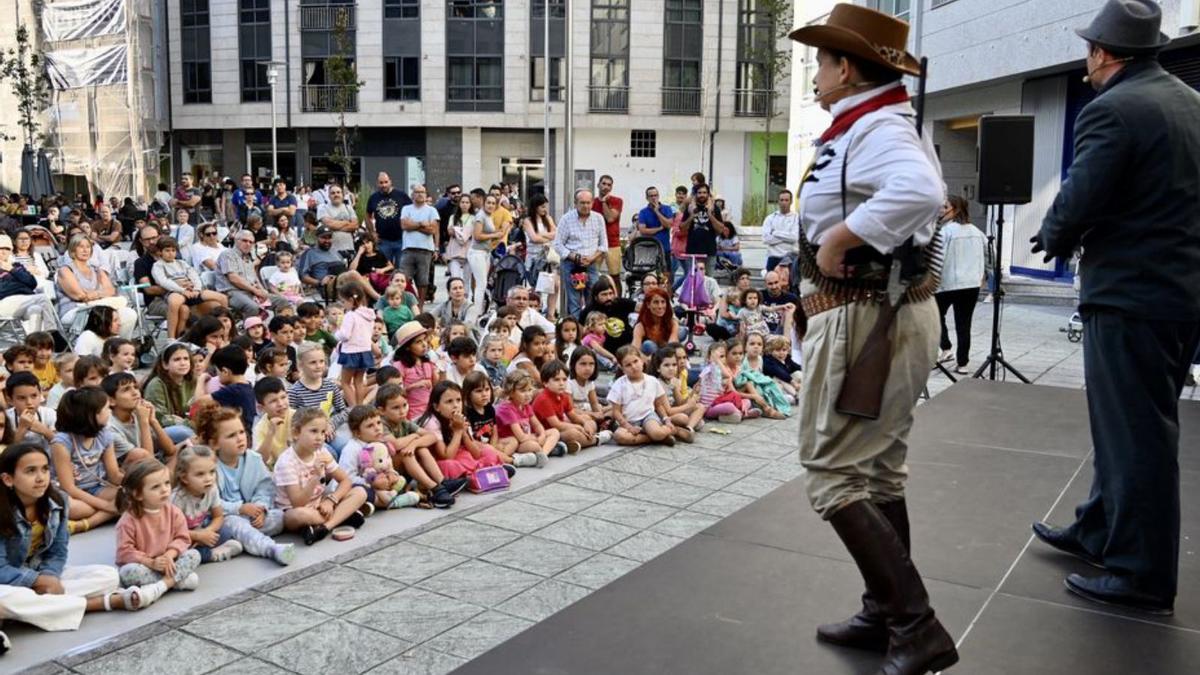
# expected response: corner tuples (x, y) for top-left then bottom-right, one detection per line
(202, 230), (217, 236)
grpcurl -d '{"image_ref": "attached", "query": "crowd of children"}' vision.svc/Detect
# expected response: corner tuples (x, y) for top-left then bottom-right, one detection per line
(0, 268), (804, 649)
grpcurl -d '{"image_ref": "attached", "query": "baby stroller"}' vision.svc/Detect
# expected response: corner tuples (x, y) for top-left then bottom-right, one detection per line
(1061, 268), (1083, 343)
(623, 235), (669, 294)
(676, 254), (714, 353)
(489, 253), (526, 314)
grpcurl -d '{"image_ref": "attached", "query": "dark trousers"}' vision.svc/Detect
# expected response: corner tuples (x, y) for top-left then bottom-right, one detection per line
(935, 288), (979, 367)
(1065, 310), (1200, 600)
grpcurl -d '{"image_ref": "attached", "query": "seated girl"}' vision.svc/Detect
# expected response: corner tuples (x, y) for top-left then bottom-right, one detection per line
(726, 338), (788, 419)
(418, 382), (508, 479)
(606, 346), (687, 445)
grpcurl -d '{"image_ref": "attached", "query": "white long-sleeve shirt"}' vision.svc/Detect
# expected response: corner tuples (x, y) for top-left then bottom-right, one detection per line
(935, 221), (987, 293)
(798, 82), (944, 255)
(761, 210), (800, 258)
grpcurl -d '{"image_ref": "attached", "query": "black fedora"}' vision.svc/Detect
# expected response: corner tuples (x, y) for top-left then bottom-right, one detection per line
(1076, 0), (1170, 54)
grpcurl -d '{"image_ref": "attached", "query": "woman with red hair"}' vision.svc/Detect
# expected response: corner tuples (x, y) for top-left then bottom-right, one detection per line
(632, 287), (685, 355)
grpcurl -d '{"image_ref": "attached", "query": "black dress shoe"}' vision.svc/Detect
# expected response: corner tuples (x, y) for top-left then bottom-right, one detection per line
(1032, 522), (1104, 568)
(1065, 573), (1173, 616)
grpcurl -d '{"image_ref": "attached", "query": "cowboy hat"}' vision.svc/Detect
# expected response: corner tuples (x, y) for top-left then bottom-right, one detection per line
(392, 321), (428, 350)
(789, 3), (921, 77)
(1076, 0), (1170, 54)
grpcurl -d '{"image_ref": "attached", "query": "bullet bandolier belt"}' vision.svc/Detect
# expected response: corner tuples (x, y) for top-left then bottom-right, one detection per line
(796, 239), (944, 319)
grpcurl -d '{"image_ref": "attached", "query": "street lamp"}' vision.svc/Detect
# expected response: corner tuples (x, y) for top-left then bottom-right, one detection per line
(261, 60), (285, 180)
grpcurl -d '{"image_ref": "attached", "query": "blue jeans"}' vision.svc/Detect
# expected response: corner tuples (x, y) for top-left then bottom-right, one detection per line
(379, 239), (405, 269)
(640, 326), (690, 355)
(562, 263), (600, 319)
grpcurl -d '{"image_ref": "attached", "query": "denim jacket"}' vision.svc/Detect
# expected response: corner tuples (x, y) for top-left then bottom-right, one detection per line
(0, 495), (70, 587)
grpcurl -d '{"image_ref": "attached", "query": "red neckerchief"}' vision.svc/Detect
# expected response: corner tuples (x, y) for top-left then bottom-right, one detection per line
(818, 86), (910, 144)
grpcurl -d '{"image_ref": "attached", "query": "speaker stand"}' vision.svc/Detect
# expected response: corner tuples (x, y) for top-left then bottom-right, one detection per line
(972, 207), (1030, 383)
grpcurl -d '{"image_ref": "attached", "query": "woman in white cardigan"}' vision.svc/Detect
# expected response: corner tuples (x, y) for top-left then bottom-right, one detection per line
(934, 194), (987, 374)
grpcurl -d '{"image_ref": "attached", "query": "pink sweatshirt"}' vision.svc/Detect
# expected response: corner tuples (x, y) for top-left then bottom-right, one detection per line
(115, 505), (192, 567)
(334, 306), (375, 354)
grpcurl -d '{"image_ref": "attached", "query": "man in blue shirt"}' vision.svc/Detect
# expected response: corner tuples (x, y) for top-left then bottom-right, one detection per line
(399, 184), (439, 307)
(637, 186), (675, 280)
(265, 178), (298, 230)
(366, 171), (411, 268)
(231, 173), (267, 224)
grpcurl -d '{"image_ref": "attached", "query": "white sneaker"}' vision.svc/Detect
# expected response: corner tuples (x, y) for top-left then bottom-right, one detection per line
(209, 540), (243, 562)
(938, 349), (954, 363)
(513, 452), (539, 468)
(597, 430), (614, 445)
(176, 572), (200, 591)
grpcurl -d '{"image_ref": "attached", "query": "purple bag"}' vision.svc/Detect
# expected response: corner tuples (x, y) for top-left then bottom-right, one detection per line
(468, 465), (511, 494)
(678, 260), (712, 309)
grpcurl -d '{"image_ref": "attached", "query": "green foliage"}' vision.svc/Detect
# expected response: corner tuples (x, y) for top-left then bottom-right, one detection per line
(355, 184), (370, 223)
(741, 194), (771, 230)
(325, 9), (364, 184)
(0, 25), (52, 145)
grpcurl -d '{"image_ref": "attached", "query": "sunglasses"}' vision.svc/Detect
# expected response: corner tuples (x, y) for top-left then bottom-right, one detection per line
(202, 230), (217, 236)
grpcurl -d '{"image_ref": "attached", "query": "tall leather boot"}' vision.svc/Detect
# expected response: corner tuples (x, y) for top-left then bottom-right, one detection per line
(826, 501), (958, 675)
(816, 499), (912, 652)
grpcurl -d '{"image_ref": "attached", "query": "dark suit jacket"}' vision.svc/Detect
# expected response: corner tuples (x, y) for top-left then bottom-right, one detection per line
(1040, 60), (1200, 320)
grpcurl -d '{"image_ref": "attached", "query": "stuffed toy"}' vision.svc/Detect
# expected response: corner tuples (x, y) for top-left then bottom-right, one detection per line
(359, 442), (403, 492)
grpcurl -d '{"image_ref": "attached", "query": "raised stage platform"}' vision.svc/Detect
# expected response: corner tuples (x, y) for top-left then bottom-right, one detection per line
(453, 379), (1200, 675)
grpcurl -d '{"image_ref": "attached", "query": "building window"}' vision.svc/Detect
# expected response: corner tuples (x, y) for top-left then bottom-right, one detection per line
(589, 0), (630, 112)
(734, 0), (776, 116)
(867, 0), (911, 21)
(630, 130), (656, 158)
(663, 0), (702, 114)
(530, 57), (564, 102)
(530, 1), (565, 102)
(181, 0), (212, 104)
(238, 0), (272, 103)
(385, 57), (420, 101)
(446, 1), (505, 111)
(384, 0), (420, 19)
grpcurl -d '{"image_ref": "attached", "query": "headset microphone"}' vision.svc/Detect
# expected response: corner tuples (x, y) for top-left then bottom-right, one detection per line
(1083, 56), (1133, 83)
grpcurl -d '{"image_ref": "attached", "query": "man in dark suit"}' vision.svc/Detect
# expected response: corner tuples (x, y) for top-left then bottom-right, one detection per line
(1031, 0), (1200, 615)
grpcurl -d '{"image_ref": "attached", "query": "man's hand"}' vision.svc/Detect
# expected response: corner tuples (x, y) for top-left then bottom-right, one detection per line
(1029, 233), (1052, 263)
(816, 242), (847, 279)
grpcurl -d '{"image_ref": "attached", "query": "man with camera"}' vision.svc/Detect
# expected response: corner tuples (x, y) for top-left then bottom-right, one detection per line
(637, 187), (676, 275)
(678, 183), (724, 271)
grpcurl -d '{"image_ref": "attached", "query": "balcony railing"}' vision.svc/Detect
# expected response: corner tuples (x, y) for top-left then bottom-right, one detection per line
(734, 88), (774, 117)
(661, 86), (701, 115)
(301, 84), (358, 113)
(300, 3), (356, 31)
(588, 85), (629, 113)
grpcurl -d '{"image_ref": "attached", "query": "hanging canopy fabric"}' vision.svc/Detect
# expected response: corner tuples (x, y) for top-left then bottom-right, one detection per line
(19, 145), (37, 198)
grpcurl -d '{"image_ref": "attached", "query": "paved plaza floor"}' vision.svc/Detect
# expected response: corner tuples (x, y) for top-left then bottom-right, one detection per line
(10, 301), (1199, 674)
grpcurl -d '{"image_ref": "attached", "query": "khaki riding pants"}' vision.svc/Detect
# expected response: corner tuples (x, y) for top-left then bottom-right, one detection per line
(799, 286), (938, 519)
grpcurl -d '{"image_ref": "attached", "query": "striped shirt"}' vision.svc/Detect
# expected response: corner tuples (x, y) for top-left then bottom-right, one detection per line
(287, 379), (348, 428)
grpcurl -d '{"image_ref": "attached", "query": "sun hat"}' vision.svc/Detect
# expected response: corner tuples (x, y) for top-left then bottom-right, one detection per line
(1076, 0), (1170, 54)
(243, 316), (264, 331)
(788, 3), (921, 77)
(393, 321), (428, 350)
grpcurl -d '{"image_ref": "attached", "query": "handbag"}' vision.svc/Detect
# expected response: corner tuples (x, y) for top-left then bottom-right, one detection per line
(468, 464), (510, 494)
(536, 270), (557, 295)
(678, 262), (712, 309)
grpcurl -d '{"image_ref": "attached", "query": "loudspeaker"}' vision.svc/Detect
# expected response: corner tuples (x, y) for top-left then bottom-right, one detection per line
(977, 115), (1034, 205)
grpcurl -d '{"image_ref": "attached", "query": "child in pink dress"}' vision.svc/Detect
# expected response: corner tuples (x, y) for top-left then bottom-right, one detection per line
(417, 381), (507, 479)
(391, 322), (439, 419)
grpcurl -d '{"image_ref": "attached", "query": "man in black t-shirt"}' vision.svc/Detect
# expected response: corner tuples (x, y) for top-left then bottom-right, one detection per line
(680, 184), (725, 268)
(366, 171), (412, 268)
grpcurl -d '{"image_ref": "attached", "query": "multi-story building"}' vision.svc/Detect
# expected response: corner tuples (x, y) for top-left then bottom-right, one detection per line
(166, 0), (792, 220)
(788, 0), (1200, 282)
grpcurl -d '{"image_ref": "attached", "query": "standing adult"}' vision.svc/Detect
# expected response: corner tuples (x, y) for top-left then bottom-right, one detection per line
(934, 195), (985, 374)
(467, 195), (503, 309)
(790, 6), (957, 672)
(761, 189), (799, 274)
(679, 184), (722, 270)
(591, 175), (624, 294)
(232, 173), (266, 224)
(366, 171), (412, 268)
(317, 184), (359, 256)
(1030, 0), (1200, 616)
(170, 173), (201, 219)
(636, 187), (676, 275)
(266, 178), (299, 231)
(552, 190), (607, 318)
(398, 184), (439, 306)
(522, 193), (557, 285)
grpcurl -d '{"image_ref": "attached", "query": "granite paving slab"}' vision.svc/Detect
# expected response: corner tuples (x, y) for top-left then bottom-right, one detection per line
(268, 565), (405, 615)
(553, 553), (644, 590)
(180, 595), (327, 653)
(495, 579), (593, 622)
(422, 611), (535, 660)
(417, 559), (543, 606)
(344, 587), (485, 644)
(480, 535), (595, 577)
(410, 520), (523, 557)
(73, 630), (240, 675)
(464, 498), (570, 534)
(259, 619), (410, 674)
(345, 542), (470, 585)
(365, 647), (467, 675)
(533, 514), (642, 551)
(581, 495), (678, 529)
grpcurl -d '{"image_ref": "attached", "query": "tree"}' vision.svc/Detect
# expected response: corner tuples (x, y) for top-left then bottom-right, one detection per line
(745, 0), (792, 204)
(0, 24), (52, 146)
(325, 8), (363, 186)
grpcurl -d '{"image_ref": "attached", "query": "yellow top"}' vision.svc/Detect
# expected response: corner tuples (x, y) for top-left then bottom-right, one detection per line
(32, 361), (59, 390)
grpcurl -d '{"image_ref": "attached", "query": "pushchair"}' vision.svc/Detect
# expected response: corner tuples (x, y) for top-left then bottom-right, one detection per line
(1060, 268), (1083, 343)
(489, 253), (527, 313)
(622, 235), (669, 295)
(676, 254), (714, 353)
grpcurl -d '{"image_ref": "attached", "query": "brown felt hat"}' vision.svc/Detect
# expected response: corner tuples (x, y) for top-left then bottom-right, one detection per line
(789, 3), (921, 77)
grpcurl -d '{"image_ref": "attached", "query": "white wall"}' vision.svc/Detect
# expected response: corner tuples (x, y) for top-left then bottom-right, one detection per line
(785, 0), (835, 192)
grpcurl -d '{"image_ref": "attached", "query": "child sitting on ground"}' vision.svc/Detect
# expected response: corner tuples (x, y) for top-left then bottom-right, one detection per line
(477, 334), (508, 389)
(533, 360), (608, 452)
(727, 338), (788, 419)
(115, 459), (202, 598)
(607, 346), (687, 446)
(419, 382), (510, 479)
(172, 445), (294, 565)
(462, 371), (542, 467)
(445, 336), (485, 386)
(568, 348), (613, 431)
(697, 342), (756, 424)
(650, 347), (704, 434)
(73, 356), (108, 389)
(7, 372), (56, 448)
(287, 341), (349, 433)
(251, 377), (293, 470)
(195, 402), (286, 540)
(508, 326), (549, 380)
(46, 353), (78, 410)
(496, 371), (565, 462)
(25, 332), (58, 391)
(102, 373), (177, 469)
(338, 405), (421, 511)
(555, 317), (581, 364)
(581, 312), (618, 370)
(196, 346), (258, 434)
(742, 333), (797, 405)
(763, 335), (803, 397)
(103, 338), (138, 375)
(273, 408), (368, 545)
(374, 384), (461, 508)
(392, 322), (439, 420)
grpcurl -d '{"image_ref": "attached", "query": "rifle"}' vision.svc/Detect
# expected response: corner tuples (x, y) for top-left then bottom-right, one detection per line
(835, 57), (930, 420)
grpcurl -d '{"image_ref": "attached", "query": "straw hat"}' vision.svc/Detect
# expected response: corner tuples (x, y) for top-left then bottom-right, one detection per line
(392, 321), (428, 350)
(789, 3), (921, 77)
